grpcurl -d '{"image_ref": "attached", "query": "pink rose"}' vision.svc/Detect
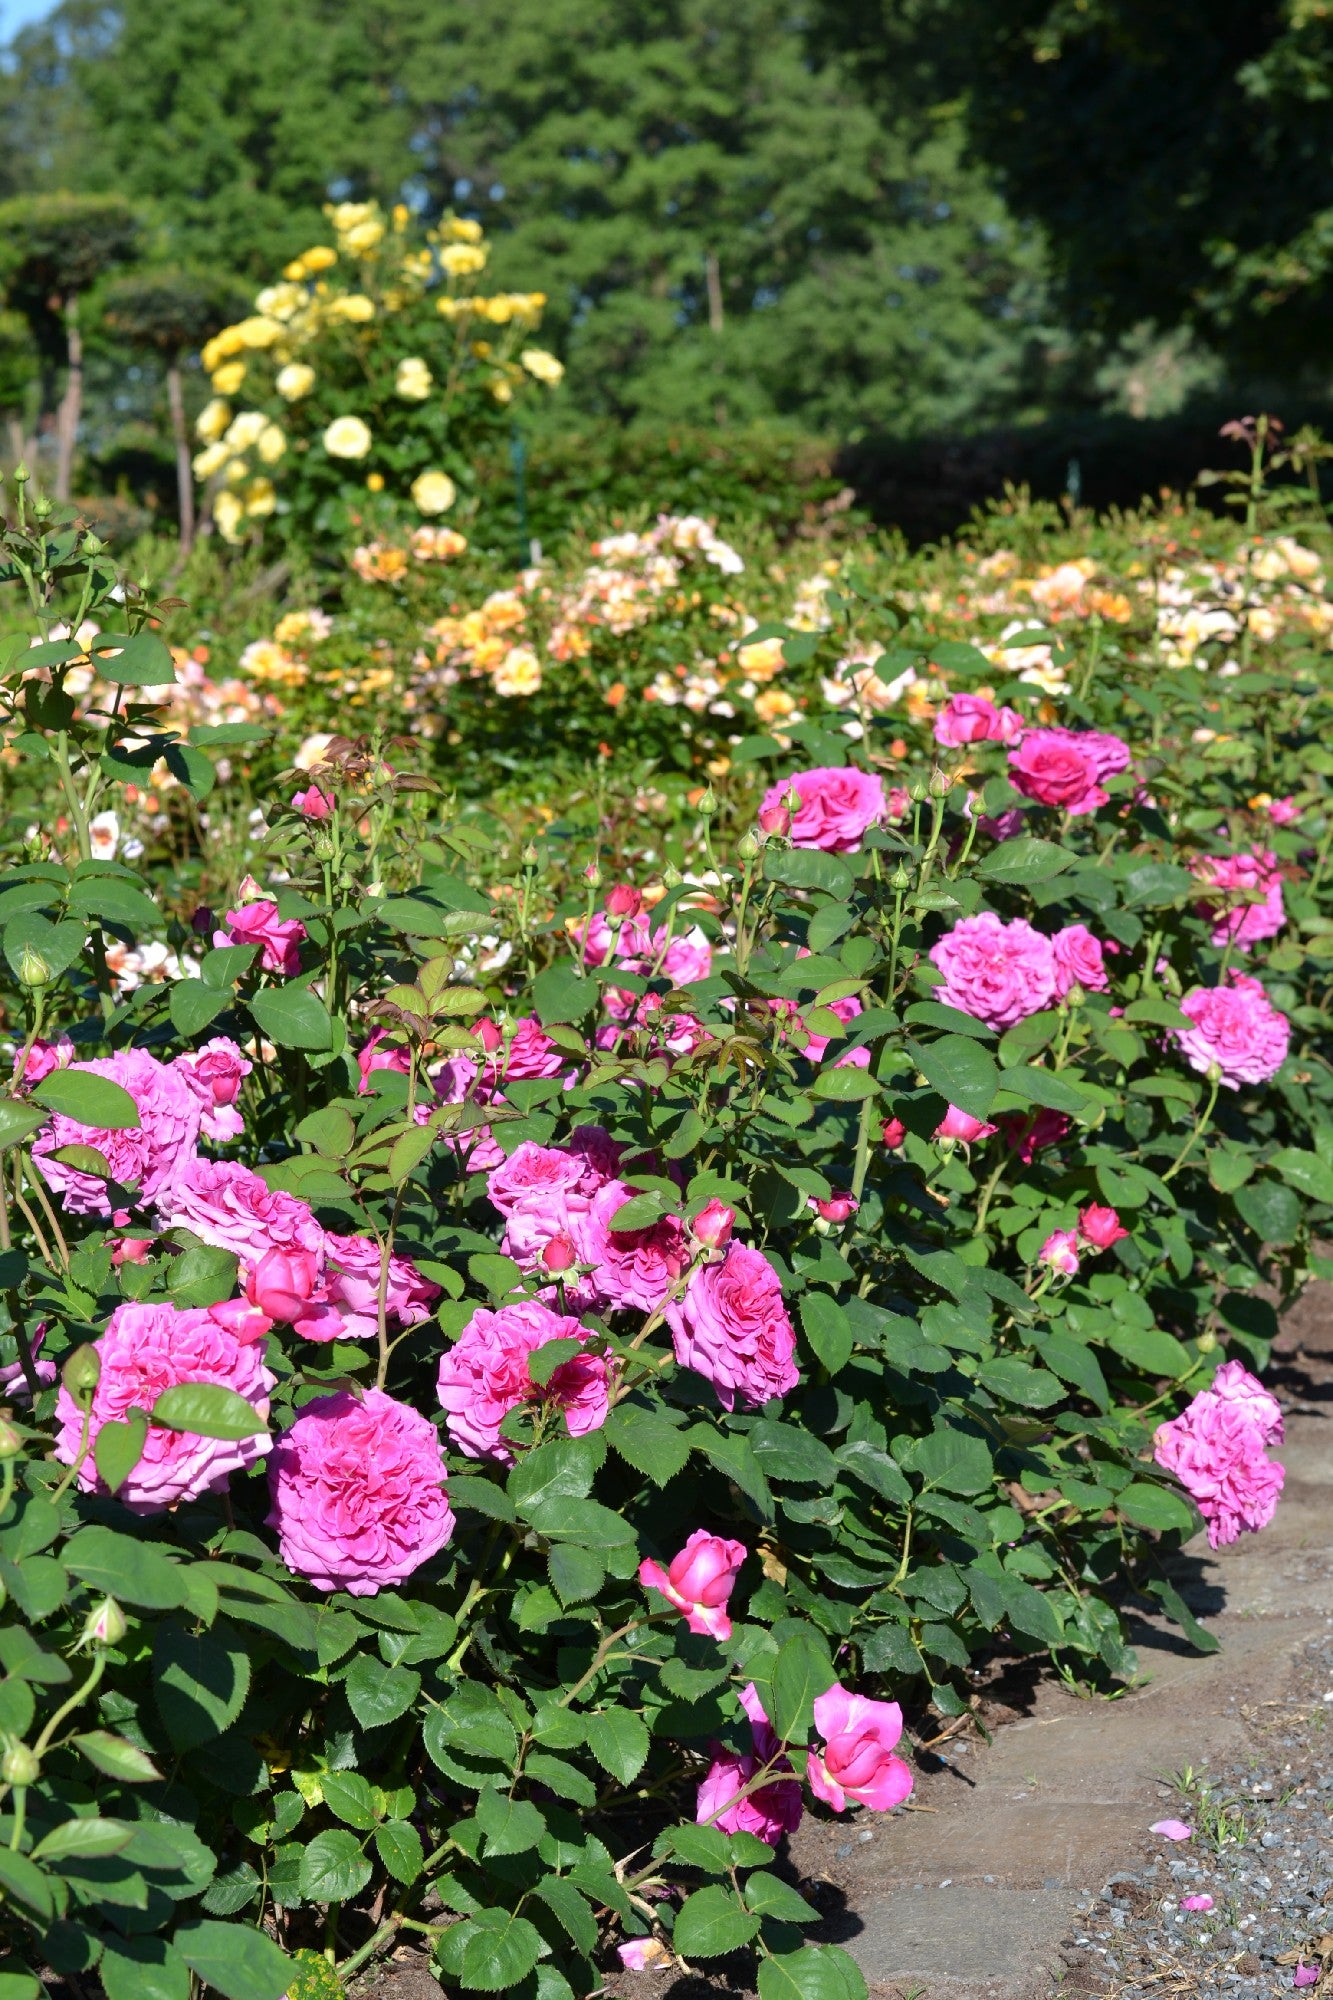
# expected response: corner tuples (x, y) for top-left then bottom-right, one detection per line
(811, 1192), (858, 1224)
(758, 802), (792, 838)
(245, 1246), (343, 1341)
(1192, 847), (1286, 950)
(933, 693), (1024, 748)
(323, 1232), (440, 1340)
(1039, 1229), (1080, 1277)
(1266, 796), (1299, 825)
(292, 784), (333, 820)
(690, 1199), (735, 1251)
(881, 1117), (906, 1150)
(156, 1156), (326, 1269)
(487, 1143), (592, 1281)
(215, 899), (306, 977)
(929, 912), (1058, 1030)
(1078, 1204), (1127, 1250)
(1174, 973), (1289, 1089)
(1002, 1108), (1071, 1162)
(174, 1036), (252, 1143)
(807, 1683), (914, 1813)
(486, 1015), (567, 1082)
(801, 992), (869, 1068)
(696, 1744), (803, 1846)
(759, 766), (886, 853)
(935, 1105), (996, 1144)
(605, 883), (644, 919)
(666, 1242), (799, 1411)
(54, 1300), (273, 1512)
(357, 1032), (411, 1093)
(1154, 1370), (1285, 1551)
(1050, 924), (1110, 1000)
(617, 1941), (661, 1973)
(32, 1048), (203, 1217)
(267, 1388), (455, 1595)
(638, 1528), (745, 1640)
(571, 1179), (688, 1313)
(12, 1036), (73, 1091)
(1008, 728), (1131, 815)
(436, 1300), (612, 1462)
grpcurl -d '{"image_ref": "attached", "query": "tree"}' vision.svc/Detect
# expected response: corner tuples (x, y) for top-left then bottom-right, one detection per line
(827, 0), (1333, 377)
(0, 191), (140, 496)
(102, 268), (248, 550)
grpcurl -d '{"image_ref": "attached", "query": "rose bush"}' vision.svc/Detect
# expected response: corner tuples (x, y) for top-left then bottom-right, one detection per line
(0, 454), (1328, 2000)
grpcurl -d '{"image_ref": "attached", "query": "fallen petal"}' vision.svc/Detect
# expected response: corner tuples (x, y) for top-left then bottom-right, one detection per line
(1180, 1895), (1214, 1912)
(1150, 1818), (1193, 1841)
(1294, 1968), (1320, 1989)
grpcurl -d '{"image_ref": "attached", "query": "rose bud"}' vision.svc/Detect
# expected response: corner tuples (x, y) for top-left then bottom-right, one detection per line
(246, 1247), (322, 1324)
(758, 802), (792, 838)
(812, 1192), (858, 1224)
(541, 1232), (578, 1274)
(934, 1106), (997, 1145)
(473, 1016), (504, 1054)
(1078, 1203), (1128, 1251)
(81, 1596), (128, 1650)
(881, 1117), (907, 1150)
(1038, 1229), (1081, 1278)
(190, 904), (216, 937)
(639, 1529), (746, 1641)
(605, 882), (643, 920)
(690, 1198), (735, 1251)
(292, 784), (333, 821)
(110, 1235), (153, 1268)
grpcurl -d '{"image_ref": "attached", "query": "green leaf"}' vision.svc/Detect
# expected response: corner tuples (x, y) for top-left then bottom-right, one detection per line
(604, 1405), (690, 1486)
(1103, 1322), (1191, 1378)
(167, 1242), (240, 1308)
(661, 1822), (732, 1873)
(64, 1525), (185, 1608)
(976, 1356), (1064, 1409)
(800, 1291), (854, 1373)
(1233, 1177), (1303, 1247)
(910, 1425), (993, 1495)
(31, 1817), (134, 1862)
(975, 837), (1076, 884)
(31, 1070), (140, 1130)
(673, 1885), (761, 1959)
(0, 1097), (47, 1149)
(810, 1065), (879, 1102)
(587, 1707), (649, 1785)
(164, 742), (216, 799)
(248, 983), (332, 1050)
(93, 632), (177, 686)
(376, 1819), (424, 1884)
(174, 1923), (291, 2000)
(0, 1963), (44, 2000)
(476, 1786), (546, 1857)
(299, 1828), (373, 1903)
(770, 1628), (836, 1744)
(344, 1655), (420, 1728)
(3, 913), (85, 986)
(907, 1033), (997, 1121)
(1121, 861), (1193, 908)
(764, 849), (854, 897)
(743, 1872), (820, 1924)
(297, 1105), (358, 1158)
(151, 1383), (267, 1440)
(533, 1875), (598, 1955)
(153, 1619), (250, 1749)
(532, 960), (597, 1026)
(93, 1408), (148, 1495)
(759, 1947), (869, 2000)
(0, 1849), (53, 1921)
(435, 1908), (546, 1990)
(750, 1420), (838, 1486)
(1268, 1146), (1333, 1205)
(424, 1685), (519, 1771)
(170, 979), (230, 1037)
(72, 1730), (162, 1782)
(525, 1495), (636, 1547)
(1118, 1482), (1198, 1534)
(548, 1543), (604, 1605)
(321, 1771), (379, 1830)
(99, 1938), (191, 2000)
(994, 1064), (1094, 1117)
(1121, 997), (1193, 1031)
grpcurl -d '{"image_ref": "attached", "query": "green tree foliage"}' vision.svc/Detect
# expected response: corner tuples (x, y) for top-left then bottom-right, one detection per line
(831, 0), (1333, 377)
(0, 0), (1065, 436)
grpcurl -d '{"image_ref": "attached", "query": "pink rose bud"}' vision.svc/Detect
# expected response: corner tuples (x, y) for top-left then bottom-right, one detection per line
(110, 1235), (152, 1267)
(807, 1682), (914, 1813)
(246, 1247), (321, 1324)
(81, 1596), (128, 1649)
(1079, 1203), (1128, 1250)
(881, 1117), (906, 1150)
(758, 802), (792, 837)
(541, 1232), (577, 1273)
(638, 1528), (746, 1641)
(812, 1192), (858, 1224)
(1179, 1895), (1214, 1912)
(473, 1016), (504, 1055)
(356, 1032), (412, 1094)
(935, 1105), (997, 1144)
(605, 882), (644, 920)
(207, 1297), (273, 1346)
(1039, 1229), (1081, 1278)
(690, 1198), (735, 1250)
(292, 784), (333, 821)
(1267, 795), (1299, 824)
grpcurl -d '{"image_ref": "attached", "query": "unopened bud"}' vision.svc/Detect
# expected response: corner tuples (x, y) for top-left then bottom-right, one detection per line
(81, 1596), (128, 1649)
(889, 863), (912, 891)
(0, 1419), (23, 1460)
(310, 829), (335, 863)
(605, 883), (643, 920)
(690, 1198), (735, 1251)
(661, 862), (683, 890)
(758, 803), (791, 839)
(1064, 981), (1086, 1009)
(13, 461), (29, 484)
(928, 768), (949, 798)
(61, 1344), (101, 1404)
(698, 787), (718, 818)
(909, 781), (928, 806)
(541, 1233), (577, 1274)
(521, 843), (539, 869)
(1197, 1329), (1219, 1354)
(32, 495), (53, 522)
(1206, 1062), (1223, 1086)
(881, 1117), (906, 1150)
(583, 860), (602, 889)
(2, 1743), (39, 1787)
(812, 1192), (858, 1225)
(82, 531), (104, 556)
(15, 944), (52, 989)
(736, 829), (760, 863)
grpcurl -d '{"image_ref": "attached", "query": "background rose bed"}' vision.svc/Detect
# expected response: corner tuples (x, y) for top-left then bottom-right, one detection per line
(0, 426), (1329, 2000)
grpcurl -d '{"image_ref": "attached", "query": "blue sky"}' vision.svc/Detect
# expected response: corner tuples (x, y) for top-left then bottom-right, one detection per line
(2, 0), (56, 34)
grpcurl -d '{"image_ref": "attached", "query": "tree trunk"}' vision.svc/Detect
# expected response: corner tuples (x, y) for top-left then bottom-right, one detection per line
(55, 291), (82, 502)
(166, 357), (196, 555)
(6, 415), (24, 465)
(705, 250), (724, 334)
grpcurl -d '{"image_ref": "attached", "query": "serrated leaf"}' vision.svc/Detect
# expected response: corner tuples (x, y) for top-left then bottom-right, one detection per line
(587, 1707), (649, 1785)
(674, 1885), (761, 1959)
(299, 1829), (372, 1903)
(151, 1383), (267, 1440)
(31, 1069), (140, 1129)
(434, 1909), (546, 1991)
(153, 1618), (250, 1749)
(375, 1819), (424, 1884)
(344, 1655), (420, 1728)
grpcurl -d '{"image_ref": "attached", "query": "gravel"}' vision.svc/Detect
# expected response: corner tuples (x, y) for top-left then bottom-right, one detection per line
(1058, 1625), (1333, 1999)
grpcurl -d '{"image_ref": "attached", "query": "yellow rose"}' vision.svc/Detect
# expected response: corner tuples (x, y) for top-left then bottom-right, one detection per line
(324, 415), (372, 460)
(191, 441), (231, 480)
(395, 356), (433, 400)
(489, 375), (514, 405)
(244, 477), (277, 518)
(440, 243), (488, 278)
(234, 315), (283, 349)
(327, 294), (375, 323)
(201, 325), (246, 372)
(520, 347), (564, 385)
(411, 470), (456, 515)
(211, 361), (247, 396)
(257, 424), (287, 465)
(276, 362), (316, 401)
(435, 296), (470, 321)
(195, 398), (231, 442)
(301, 245), (338, 274)
(224, 411), (268, 451)
(367, 472), (385, 493)
(213, 489), (244, 542)
(327, 200), (378, 232)
(443, 216), (484, 244)
(343, 218), (385, 256)
(223, 457), (249, 485)
(493, 646), (542, 697)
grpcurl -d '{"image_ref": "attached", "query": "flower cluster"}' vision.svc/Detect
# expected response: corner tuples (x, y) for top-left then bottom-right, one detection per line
(1154, 1362), (1285, 1549)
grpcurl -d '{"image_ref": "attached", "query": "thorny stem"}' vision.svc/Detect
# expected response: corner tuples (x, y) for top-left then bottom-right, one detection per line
(1162, 1072), (1220, 1184)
